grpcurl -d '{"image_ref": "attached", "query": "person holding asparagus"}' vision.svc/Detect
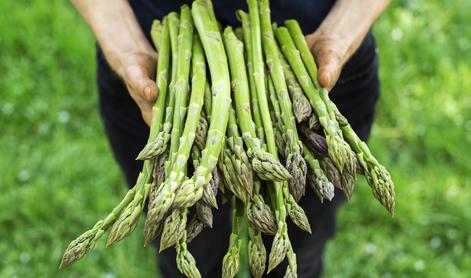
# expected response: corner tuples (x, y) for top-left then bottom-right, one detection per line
(70, 0), (391, 277)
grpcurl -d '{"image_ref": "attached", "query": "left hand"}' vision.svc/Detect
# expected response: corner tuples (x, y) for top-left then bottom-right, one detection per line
(304, 0), (391, 91)
(305, 32), (349, 91)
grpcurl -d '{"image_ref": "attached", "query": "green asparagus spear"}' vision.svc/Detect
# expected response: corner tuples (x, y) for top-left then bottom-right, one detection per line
(137, 15), (178, 160)
(203, 81), (212, 118)
(222, 198), (244, 278)
(223, 25), (290, 182)
(248, 226), (267, 278)
(248, 0), (289, 272)
(283, 20), (359, 193)
(160, 208), (187, 251)
(247, 193), (277, 235)
(335, 110), (395, 214)
(284, 19), (318, 84)
(279, 50), (312, 123)
(186, 216), (205, 243)
(303, 145), (335, 202)
(60, 16), (175, 266)
(259, 1), (307, 202)
(59, 186), (137, 268)
(283, 21), (394, 212)
(274, 26), (353, 175)
(176, 230), (202, 278)
(284, 243), (298, 278)
(144, 9), (199, 243)
(267, 75), (286, 154)
(236, 10), (265, 143)
(172, 0), (232, 209)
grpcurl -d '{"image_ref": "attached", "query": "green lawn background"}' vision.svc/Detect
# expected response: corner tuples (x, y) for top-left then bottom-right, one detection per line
(1, 0), (470, 277)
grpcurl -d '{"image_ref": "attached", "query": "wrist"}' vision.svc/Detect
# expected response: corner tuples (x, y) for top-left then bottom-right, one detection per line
(73, 0), (155, 77)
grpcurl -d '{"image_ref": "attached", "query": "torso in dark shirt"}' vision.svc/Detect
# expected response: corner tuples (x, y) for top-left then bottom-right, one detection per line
(130, 0), (376, 81)
(133, 0), (335, 34)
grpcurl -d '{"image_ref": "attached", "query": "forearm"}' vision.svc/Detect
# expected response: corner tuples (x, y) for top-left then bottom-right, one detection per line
(70, 0), (155, 77)
(316, 0), (391, 59)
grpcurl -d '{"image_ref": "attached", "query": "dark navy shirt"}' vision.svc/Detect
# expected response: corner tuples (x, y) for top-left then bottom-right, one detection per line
(132, 0), (335, 34)
(130, 0), (376, 81)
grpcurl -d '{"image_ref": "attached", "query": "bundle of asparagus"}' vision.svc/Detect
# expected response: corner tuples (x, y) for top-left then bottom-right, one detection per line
(60, 0), (395, 276)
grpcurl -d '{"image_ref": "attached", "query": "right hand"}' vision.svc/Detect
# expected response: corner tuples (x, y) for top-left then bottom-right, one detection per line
(116, 50), (158, 126)
(71, 0), (159, 126)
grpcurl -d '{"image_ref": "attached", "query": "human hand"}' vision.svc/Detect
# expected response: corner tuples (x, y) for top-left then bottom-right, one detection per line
(304, 0), (391, 91)
(116, 50), (158, 126)
(71, 0), (159, 126)
(305, 32), (349, 91)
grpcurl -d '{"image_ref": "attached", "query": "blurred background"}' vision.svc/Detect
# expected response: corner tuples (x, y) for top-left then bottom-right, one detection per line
(1, 0), (470, 277)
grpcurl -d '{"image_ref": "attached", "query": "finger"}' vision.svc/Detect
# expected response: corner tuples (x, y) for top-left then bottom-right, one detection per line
(313, 48), (342, 90)
(124, 64), (158, 102)
(141, 106), (153, 126)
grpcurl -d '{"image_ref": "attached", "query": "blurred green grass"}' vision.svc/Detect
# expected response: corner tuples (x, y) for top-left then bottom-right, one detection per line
(0, 0), (470, 277)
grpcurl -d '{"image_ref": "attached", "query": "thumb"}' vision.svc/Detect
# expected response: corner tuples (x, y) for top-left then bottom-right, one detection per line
(314, 48), (342, 91)
(123, 63), (158, 127)
(123, 64), (158, 102)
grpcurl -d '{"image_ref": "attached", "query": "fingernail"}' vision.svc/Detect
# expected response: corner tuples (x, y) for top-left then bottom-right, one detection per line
(144, 86), (152, 100)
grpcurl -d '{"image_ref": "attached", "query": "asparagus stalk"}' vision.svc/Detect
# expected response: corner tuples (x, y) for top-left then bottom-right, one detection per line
(303, 145), (335, 202)
(237, 12), (278, 251)
(284, 19), (318, 84)
(222, 198), (244, 278)
(267, 75), (286, 155)
(106, 16), (185, 246)
(283, 20), (358, 189)
(248, 0), (289, 272)
(176, 230), (202, 278)
(299, 123), (363, 174)
(284, 243), (298, 278)
(195, 199), (213, 227)
(150, 19), (163, 50)
(106, 170), (151, 246)
(220, 143), (249, 203)
(186, 147), (214, 241)
(284, 183), (312, 234)
(335, 110), (395, 213)
(226, 106), (253, 200)
(137, 15), (178, 160)
(279, 49), (312, 123)
(299, 123), (328, 158)
(274, 26), (354, 175)
(60, 15), (176, 266)
(145, 18), (171, 232)
(248, 226), (267, 278)
(160, 208), (187, 251)
(223, 25), (290, 182)
(192, 109), (219, 208)
(194, 142), (215, 228)
(236, 10), (265, 143)
(186, 215), (205, 243)
(172, 0), (232, 209)
(308, 113), (321, 130)
(59, 186), (137, 268)
(247, 0), (276, 155)
(203, 81), (212, 117)
(247, 193), (277, 235)
(194, 110), (208, 151)
(259, 0), (307, 202)
(162, 32), (207, 275)
(144, 9), (199, 243)
(283, 22), (395, 212)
